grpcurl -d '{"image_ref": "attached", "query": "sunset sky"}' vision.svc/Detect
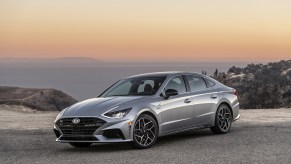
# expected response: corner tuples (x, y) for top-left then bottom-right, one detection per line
(0, 0), (291, 62)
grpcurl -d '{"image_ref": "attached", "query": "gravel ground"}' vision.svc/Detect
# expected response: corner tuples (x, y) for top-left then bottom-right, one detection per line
(0, 108), (291, 163)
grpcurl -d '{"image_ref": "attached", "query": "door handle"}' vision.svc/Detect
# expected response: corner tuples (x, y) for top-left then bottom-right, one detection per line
(184, 98), (192, 103)
(210, 94), (218, 99)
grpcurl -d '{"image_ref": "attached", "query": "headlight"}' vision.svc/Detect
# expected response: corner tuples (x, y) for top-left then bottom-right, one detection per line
(103, 108), (132, 118)
(55, 108), (67, 121)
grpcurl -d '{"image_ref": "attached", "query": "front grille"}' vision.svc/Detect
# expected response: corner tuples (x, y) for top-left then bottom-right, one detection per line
(56, 117), (106, 135)
(60, 135), (98, 141)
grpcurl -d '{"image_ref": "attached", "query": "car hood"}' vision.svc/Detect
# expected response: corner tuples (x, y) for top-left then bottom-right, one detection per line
(62, 96), (142, 117)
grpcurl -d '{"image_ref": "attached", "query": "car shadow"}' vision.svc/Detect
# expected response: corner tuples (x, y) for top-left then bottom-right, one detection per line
(155, 129), (213, 146)
(58, 129), (214, 152)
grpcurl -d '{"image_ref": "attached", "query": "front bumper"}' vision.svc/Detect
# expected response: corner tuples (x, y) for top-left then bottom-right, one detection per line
(54, 116), (134, 143)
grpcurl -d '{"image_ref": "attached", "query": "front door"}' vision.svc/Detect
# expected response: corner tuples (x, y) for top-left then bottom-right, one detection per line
(160, 76), (194, 133)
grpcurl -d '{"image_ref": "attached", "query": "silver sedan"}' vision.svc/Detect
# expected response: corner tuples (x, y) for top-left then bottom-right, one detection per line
(54, 72), (240, 149)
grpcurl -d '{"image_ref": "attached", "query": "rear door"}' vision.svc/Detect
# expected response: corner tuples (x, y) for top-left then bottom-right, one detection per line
(184, 75), (219, 126)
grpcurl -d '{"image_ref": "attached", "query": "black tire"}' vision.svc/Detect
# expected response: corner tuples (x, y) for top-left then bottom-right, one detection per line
(211, 104), (233, 134)
(69, 142), (92, 148)
(132, 114), (158, 149)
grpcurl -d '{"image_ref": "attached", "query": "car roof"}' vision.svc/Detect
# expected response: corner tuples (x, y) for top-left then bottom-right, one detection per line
(127, 71), (202, 78)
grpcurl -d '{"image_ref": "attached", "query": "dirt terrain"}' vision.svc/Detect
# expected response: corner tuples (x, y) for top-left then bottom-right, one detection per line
(0, 105), (57, 129)
(0, 107), (291, 163)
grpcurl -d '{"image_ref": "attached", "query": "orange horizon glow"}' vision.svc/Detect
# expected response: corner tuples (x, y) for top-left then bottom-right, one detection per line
(0, 0), (291, 62)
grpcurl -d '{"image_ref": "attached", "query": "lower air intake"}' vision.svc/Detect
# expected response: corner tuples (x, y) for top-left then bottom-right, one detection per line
(60, 135), (98, 141)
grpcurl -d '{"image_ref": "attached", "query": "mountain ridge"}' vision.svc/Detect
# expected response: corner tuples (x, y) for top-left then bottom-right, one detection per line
(0, 86), (77, 111)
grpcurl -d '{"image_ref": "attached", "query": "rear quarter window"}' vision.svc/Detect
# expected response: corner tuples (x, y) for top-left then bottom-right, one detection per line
(203, 78), (216, 87)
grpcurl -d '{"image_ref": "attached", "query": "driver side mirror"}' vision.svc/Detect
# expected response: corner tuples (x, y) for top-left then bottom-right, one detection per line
(162, 89), (178, 99)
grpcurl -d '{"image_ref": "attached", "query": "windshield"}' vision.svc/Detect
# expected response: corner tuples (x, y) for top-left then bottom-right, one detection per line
(100, 76), (167, 97)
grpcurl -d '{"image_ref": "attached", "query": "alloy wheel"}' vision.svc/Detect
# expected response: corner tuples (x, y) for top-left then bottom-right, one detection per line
(133, 116), (157, 147)
(218, 106), (231, 131)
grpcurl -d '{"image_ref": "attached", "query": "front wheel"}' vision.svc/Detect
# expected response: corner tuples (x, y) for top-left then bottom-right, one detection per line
(69, 142), (92, 148)
(132, 114), (158, 149)
(211, 104), (232, 134)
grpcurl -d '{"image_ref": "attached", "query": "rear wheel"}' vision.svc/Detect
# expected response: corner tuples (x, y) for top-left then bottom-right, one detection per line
(211, 104), (232, 134)
(69, 142), (92, 148)
(132, 114), (158, 149)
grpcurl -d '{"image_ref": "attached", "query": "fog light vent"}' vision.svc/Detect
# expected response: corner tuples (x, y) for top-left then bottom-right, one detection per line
(103, 129), (125, 140)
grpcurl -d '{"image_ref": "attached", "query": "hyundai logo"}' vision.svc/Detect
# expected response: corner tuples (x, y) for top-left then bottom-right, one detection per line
(72, 118), (80, 124)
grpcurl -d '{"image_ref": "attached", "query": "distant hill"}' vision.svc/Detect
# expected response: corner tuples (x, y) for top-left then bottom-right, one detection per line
(213, 60), (291, 109)
(0, 86), (77, 111)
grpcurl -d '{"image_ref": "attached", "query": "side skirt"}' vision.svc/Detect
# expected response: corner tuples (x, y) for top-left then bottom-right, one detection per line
(158, 125), (212, 137)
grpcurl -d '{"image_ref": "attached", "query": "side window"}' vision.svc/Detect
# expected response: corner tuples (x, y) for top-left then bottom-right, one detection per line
(185, 75), (207, 92)
(164, 76), (186, 94)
